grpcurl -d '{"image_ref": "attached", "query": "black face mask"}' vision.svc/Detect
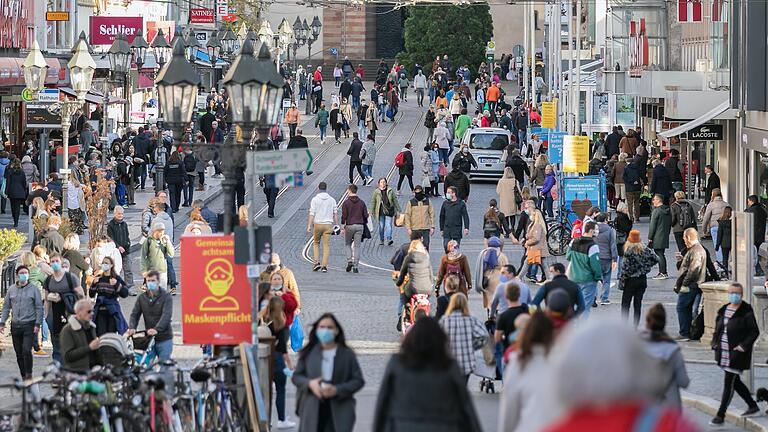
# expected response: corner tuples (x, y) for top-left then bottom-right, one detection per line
(415, 192), (425, 200)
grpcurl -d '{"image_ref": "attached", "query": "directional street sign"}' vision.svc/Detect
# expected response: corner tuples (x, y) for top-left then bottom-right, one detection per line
(21, 88), (35, 102)
(37, 89), (60, 103)
(250, 149), (313, 174)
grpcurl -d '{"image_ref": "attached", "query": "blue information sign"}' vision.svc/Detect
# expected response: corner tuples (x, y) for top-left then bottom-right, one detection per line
(548, 131), (567, 165)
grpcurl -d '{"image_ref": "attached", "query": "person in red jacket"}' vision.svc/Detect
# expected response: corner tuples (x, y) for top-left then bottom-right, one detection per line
(268, 272), (298, 327)
(313, 66), (323, 83)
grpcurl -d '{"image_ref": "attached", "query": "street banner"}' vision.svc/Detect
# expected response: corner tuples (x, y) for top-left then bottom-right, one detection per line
(180, 236), (252, 345)
(26, 104), (61, 128)
(548, 131), (566, 164)
(190, 8), (215, 24)
(147, 21), (175, 47)
(89, 16), (143, 45)
(560, 174), (607, 223)
(541, 100), (557, 129)
(562, 135), (590, 173)
(529, 127), (550, 155)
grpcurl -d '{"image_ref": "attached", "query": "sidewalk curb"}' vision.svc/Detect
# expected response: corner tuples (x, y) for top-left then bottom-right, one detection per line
(682, 391), (768, 431)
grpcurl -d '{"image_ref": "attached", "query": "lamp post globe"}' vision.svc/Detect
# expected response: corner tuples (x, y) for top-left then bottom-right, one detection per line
(311, 16), (322, 39)
(70, 36), (97, 101)
(107, 34), (131, 76)
(130, 30), (149, 69)
(151, 28), (171, 67)
(22, 40), (48, 92)
(207, 31), (222, 64)
(155, 38), (201, 134)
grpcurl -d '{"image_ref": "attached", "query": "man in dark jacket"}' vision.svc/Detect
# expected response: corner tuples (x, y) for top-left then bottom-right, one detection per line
(498, 109), (512, 131)
(745, 195), (768, 275)
(132, 127), (151, 189)
(623, 157), (642, 222)
(439, 186), (470, 252)
(702, 165), (721, 205)
(346, 133), (366, 184)
(340, 79), (353, 101)
(351, 79), (364, 109)
(665, 149), (684, 192)
(605, 125), (624, 159)
(287, 129), (309, 149)
(199, 108), (216, 140)
(674, 228), (707, 340)
(341, 184), (368, 273)
(648, 194), (673, 279)
(107, 207), (133, 288)
(650, 159), (672, 202)
(531, 262), (586, 316)
(126, 271), (173, 361)
(443, 160), (470, 201)
(505, 149), (530, 185)
(59, 299), (101, 372)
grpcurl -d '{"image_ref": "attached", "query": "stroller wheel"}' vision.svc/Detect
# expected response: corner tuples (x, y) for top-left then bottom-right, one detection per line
(479, 380), (486, 392)
(488, 382), (495, 393)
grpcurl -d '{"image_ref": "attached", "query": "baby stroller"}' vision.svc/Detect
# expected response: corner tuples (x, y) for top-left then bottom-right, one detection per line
(475, 318), (501, 394)
(128, 330), (156, 367)
(99, 333), (133, 369)
(401, 293), (430, 335)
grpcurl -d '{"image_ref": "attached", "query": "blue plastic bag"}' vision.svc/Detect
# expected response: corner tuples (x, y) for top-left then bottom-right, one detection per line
(290, 314), (305, 352)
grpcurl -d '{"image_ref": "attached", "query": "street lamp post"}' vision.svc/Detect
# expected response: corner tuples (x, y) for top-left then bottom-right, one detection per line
(151, 29), (171, 128)
(108, 34), (131, 131)
(59, 34), (96, 215)
(293, 17), (307, 63)
(307, 16), (322, 60)
(22, 40), (50, 179)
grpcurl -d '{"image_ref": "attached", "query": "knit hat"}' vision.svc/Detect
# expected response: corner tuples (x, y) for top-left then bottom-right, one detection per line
(627, 229), (641, 244)
(152, 222), (166, 232)
(21, 155), (31, 163)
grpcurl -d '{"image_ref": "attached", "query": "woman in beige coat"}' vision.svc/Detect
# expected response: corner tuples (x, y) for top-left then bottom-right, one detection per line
(520, 209), (550, 283)
(496, 167), (522, 236)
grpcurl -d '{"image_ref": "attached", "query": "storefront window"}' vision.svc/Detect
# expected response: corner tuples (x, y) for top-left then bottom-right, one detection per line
(593, 94), (609, 124)
(711, 22), (729, 70)
(616, 95), (636, 126)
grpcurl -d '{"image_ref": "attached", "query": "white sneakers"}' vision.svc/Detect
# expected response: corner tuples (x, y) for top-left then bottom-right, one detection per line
(276, 419), (297, 429)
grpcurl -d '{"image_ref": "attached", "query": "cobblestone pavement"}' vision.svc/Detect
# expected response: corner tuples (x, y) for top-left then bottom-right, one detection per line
(0, 91), (763, 431)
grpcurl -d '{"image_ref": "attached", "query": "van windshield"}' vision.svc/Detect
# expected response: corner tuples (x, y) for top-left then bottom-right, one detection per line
(469, 133), (509, 151)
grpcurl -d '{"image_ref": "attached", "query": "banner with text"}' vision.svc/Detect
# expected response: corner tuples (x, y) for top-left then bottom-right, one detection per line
(562, 135), (590, 173)
(180, 236), (252, 345)
(560, 175), (607, 223)
(89, 16), (143, 45)
(541, 100), (557, 129)
(547, 131), (566, 164)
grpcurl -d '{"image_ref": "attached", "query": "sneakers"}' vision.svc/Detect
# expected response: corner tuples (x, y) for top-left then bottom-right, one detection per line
(709, 416), (724, 425)
(276, 419), (297, 429)
(387, 240), (394, 246)
(742, 406), (760, 417)
(169, 287), (177, 296)
(313, 264), (321, 272)
(353, 267), (359, 274)
(346, 262), (353, 272)
(321, 266), (328, 273)
(675, 335), (690, 342)
(32, 349), (49, 358)
(652, 273), (669, 280)
(600, 300), (611, 305)
(379, 240), (384, 246)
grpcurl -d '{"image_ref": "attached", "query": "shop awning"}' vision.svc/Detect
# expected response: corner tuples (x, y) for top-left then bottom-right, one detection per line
(658, 100), (730, 139)
(58, 87), (126, 105)
(195, 51), (228, 68)
(0, 57), (61, 87)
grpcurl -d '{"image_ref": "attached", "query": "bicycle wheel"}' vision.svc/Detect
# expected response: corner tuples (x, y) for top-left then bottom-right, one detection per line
(547, 226), (569, 256)
(203, 394), (222, 431)
(224, 398), (246, 432)
(174, 402), (196, 432)
(111, 413), (144, 432)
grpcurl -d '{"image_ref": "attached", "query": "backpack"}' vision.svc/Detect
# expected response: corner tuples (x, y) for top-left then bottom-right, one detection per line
(445, 260), (464, 280)
(395, 151), (407, 168)
(44, 272), (77, 315)
(677, 201), (694, 229)
(183, 153), (197, 173)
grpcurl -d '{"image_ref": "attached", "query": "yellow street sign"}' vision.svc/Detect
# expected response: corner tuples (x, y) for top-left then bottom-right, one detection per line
(541, 101), (557, 129)
(21, 88), (35, 102)
(563, 135), (590, 173)
(46, 11), (70, 21)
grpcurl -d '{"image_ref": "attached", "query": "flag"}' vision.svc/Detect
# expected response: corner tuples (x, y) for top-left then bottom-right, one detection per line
(678, 0), (703, 22)
(712, 0), (728, 22)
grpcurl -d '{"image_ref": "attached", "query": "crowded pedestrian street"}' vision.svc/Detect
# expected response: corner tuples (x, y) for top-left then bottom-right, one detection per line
(0, 1), (767, 431)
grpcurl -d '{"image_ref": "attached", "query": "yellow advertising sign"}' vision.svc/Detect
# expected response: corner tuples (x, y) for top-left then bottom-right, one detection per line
(563, 135), (590, 173)
(541, 100), (557, 129)
(46, 11), (70, 21)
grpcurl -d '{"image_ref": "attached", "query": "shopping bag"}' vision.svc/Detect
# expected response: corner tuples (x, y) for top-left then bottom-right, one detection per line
(290, 315), (305, 352)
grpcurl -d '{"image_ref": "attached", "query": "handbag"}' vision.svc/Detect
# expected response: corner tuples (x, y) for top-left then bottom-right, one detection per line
(290, 315), (305, 352)
(514, 186), (523, 205)
(421, 176), (431, 188)
(257, 319), (272, 339)
(527, 248), (542, 265)
(394, 213), (406, 227)
(438, 162), (448, 178)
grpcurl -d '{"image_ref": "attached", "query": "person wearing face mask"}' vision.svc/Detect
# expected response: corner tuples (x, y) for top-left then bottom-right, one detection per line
(88, 257), (129, 336)
(453, 144), (477, 175)
(44, 253), (84, 363)
(0, 266), (44, 379)
(292, 313), (365, 432)
(403, 185), (435, 251)
(490, 264), (530, 316)
(126, 270), (174, 361)
(269, 272), (299, 327)
(710, 282), (760, 425)
(439, 186), (470, 252)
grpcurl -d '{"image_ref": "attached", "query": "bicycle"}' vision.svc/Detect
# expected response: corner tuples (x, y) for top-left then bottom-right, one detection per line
(546, 206), (576, 256)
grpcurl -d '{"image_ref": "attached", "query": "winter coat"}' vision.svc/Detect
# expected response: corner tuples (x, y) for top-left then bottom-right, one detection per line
(435, 254), (472, 293)
(745, 202), (768, 247)
(541, 172), (556, 196)
(531, 160), (547, 187)
(620, 247), (659, 279)
(434, 125), (451, 149)
(39, 229), (64, 255)
(404, 196), (434, 231)
(361, 139), (377, 165)
(505, 155), (530, 185)
(21, 161), (39, 184)
(499, 347), (560, 432)
(650, 164), (672, 199)
(398, 149), (414, 176)
(4, 168), (27, 199)
(670, 199), (698, 234)
(675, 243), (707, 292)
(713, 302), (759, 371)
(347, 139), (364, 163)
(614, 212), (633, 256)
(63, 249), (89, 283)
(496, 174), (521, 216)
(641, 332), (690, 408)
(106, 218), (131, 253)
(292, 345), (364, 432)
(665, 156), (683, 182)
(525, 222), (550, 258)
(421, 152), (433, 178)
(370, 187), (400, 219)
(424, 110), (437, 129)
(623, 161), (642, 193)
(566, 236), (602, 283)
(315, 109), (329, 127)
(396, 249), (434, 297)
(439, 199), (470, 236)
(612, 161), (626, 184)
(444, 170), (470, 201)
(702, 197), (729, 231)
(648, 205), (673, 249)
(716, 219), (732, 251)
(59, 316), (101, 372)
(705, 172), (721, 203)
(454, 115), (472, 141)
(619, 135), (638, 156)
(373, 355), (482, 432)
(454, 152), (477, 174)
(140, 237), (174, 273)
(129, 289), (174, 342)
(164, 162), (186, 185)
(595, 222), (618, 262)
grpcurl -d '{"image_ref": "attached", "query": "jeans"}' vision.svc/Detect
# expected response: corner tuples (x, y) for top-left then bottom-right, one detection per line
(654, 248), (667, 274)
(319, 125), (327, 142)
(349, 161), (365, 183)
(427, 128), (435, 144)
(717, 371), (758, 418)
(543, 195), (554, 218)
(352, 95), (360, 109)
(578, 282), (599, 319)
(358, 119), (366, 138)
(378, 216), (393, 242)
(416, 88), (425, 106)
(11, 322), (35, 377)
(182, 176), (194, 206)
(438, 148), (449, 165)
(166, 255), (177, 288)
(41, 319), (49, 342)
(154, 338), (173, 362)
(621, 277), (646, 326)
(600, 260), (613, 303)
(167, 183), (182, 212)
(362, 164), (373, 179)
(312, 223), (333, 267)
(616, 256), (623, 278)
(344, 224), (364, 266)
(517, 130), (526, 147)
(379, 103), (387, 121)
(51, 332), (62, 364)
(711, 226), (722, 262)
(274, 354), (287, 421)
(676, 288), (701, 337)
(289, 123), (297, 138)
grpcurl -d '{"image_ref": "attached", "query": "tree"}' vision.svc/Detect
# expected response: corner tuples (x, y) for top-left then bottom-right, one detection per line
(398, 5), (493, 76)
